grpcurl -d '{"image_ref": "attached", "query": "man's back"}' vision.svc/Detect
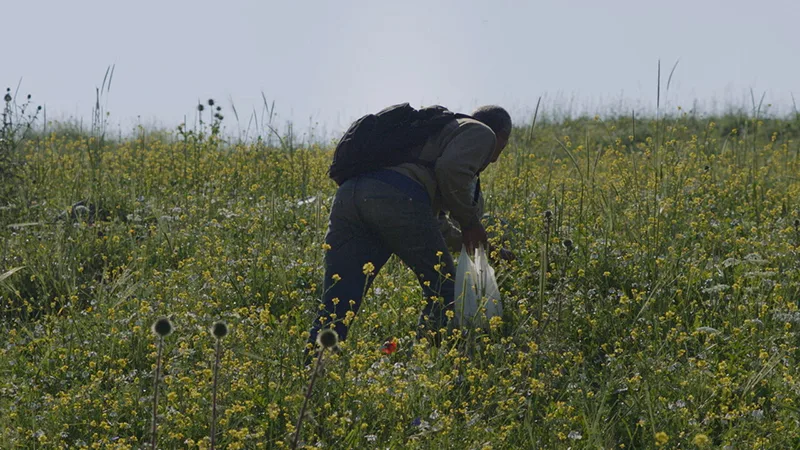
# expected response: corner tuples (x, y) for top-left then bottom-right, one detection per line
(389, 117), (497, 232)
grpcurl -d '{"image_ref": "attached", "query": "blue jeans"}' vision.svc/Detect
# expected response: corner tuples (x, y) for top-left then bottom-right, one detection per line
(307, 170), (456, 349)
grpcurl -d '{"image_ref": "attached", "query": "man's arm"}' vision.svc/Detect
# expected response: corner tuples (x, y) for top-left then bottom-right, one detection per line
(438, 212), (464, 253)
(434, 122), (496, 233)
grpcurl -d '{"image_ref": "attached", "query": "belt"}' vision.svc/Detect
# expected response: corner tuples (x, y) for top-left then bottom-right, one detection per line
(361, 169), (431, 205)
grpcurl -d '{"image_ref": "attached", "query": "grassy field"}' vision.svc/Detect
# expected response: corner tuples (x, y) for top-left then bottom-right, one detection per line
(2, 102), (800, 449)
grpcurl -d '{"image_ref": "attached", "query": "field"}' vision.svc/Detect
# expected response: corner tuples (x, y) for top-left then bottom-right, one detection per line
(2, 101), (800, 449)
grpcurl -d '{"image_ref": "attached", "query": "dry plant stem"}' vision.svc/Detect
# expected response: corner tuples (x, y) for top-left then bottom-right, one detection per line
(538, 216), (551, 323)
(292, 349), (325, 450)
(211, 339), (222, 450)
(151, 337), (164, 450)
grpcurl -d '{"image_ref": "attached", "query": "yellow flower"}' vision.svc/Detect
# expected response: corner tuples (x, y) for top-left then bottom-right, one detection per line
(692, 434), (709, 447)
(362, 262), (375, 275)
(655, 431), (669, 446)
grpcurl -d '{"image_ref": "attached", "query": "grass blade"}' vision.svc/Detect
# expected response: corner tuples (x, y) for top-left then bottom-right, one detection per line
(0, 266), (25, 283)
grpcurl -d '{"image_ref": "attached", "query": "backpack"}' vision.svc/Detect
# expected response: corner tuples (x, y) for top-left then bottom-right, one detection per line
(328, 103), (471, 186)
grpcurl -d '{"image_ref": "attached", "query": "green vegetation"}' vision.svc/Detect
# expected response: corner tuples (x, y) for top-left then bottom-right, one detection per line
(2, 95), (800, 448)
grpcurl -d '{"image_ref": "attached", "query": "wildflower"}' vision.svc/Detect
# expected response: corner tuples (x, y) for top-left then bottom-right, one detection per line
(655, 431), (669, 446)
(692, 434), (709, 447)
(208, 99), (215, 106)
(198, 104), (205, 112)
(362, 262), (375, 275)
(380, 338), (397, 355)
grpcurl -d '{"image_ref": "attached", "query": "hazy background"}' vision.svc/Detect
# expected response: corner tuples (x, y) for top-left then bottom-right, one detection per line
(5, 0), (799, 140)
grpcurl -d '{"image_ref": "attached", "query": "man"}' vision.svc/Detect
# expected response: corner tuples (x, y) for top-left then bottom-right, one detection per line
(306, 105), (512, 351)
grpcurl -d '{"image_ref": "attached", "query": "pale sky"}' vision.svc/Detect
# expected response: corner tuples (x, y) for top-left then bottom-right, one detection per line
(5, 0), (799, 139)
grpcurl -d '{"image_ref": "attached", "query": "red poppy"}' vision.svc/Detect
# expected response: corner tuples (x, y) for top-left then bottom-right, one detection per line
(380, 339), (397, 355)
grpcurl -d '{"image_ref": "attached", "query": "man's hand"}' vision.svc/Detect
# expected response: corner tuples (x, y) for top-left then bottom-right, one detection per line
(462, 223), (488, 254)
(499, 248), (516, 261)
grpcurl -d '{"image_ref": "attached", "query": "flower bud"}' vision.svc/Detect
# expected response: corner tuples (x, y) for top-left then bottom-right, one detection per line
(317, 329), (339, 349)
(152, 317), (173, 337)
(211, 321), (228, 339)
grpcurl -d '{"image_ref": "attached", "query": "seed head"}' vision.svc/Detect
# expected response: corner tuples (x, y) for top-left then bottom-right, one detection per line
(3, 93), (10, 103)
(27, 94), (31, 100)
(197, 104), (205, 112)
(563, 239), (573, 251)
(794, 219), (800, 228)
(152, 317), (173, 337)
(703, 165), (710, 172)
(208, 99), (215, 106)
(544, 210), (553, 220)
(211, 321), (228, 339)
(317, 328), (339, 349)
(216, 106), (222, 112)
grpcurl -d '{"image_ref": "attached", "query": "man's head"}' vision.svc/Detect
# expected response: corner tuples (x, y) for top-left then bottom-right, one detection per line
(471, 105), (512, 163)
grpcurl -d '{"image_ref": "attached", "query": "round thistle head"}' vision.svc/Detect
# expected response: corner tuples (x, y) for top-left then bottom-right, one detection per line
(3, 93), (10, 103)
(197, 104), (205, 112)
(563, 239), (573, 251)
(152, 317), (173, 337)
(211, 321), (228, 339)
(208, 98), (215, 106)
(317, 328), (339, 349)
(544, 210), (553, 220)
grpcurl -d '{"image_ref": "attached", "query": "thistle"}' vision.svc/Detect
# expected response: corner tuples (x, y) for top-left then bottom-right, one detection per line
(210, 321), (228, 450)
(150, 317), (173, 449)
(292, 328), (339, 450)
(562, 238), (574, 255)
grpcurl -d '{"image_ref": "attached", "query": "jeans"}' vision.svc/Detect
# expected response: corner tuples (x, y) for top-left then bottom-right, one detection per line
(307, 170), (456, 349)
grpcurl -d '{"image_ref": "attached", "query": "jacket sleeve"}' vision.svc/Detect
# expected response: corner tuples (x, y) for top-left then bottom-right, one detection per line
(434, 122), (496, 231)
(438, 212), (464, 253)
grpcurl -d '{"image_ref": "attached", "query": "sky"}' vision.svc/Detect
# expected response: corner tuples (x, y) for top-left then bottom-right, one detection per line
(4, 0), (799, 140)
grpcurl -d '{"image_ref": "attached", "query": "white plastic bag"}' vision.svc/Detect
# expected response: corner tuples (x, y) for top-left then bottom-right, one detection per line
(454, 244), (503, 328)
